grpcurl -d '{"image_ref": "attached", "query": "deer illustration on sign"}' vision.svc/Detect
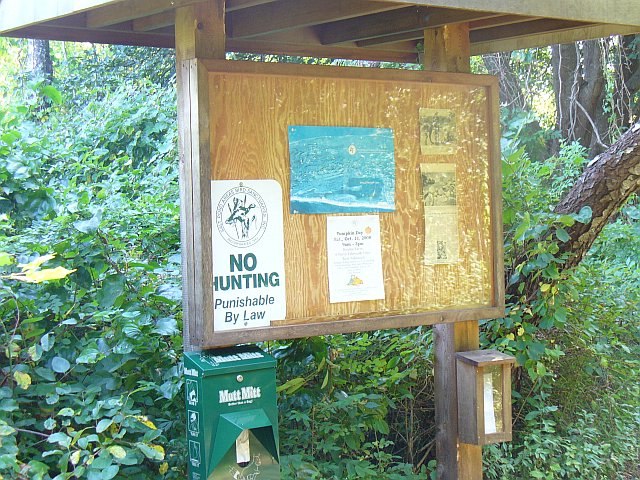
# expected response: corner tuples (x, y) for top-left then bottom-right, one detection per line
(226, 196), (256, 240)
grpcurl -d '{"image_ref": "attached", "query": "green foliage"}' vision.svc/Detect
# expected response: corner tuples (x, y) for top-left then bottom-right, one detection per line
(0, 73), (183, 478)
(480, 117), (640, 479)
(274, 329), (433, 479)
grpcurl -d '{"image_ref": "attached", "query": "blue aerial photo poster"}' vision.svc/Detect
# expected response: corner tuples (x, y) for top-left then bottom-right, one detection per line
(288, 125), (395, 214)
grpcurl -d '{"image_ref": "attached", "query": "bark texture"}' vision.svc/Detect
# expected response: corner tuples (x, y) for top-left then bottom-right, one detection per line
(554, 121), (640, 270)
(483, 51), (528, 112)
(26, 39), (53, 82)
(552, 40), (608, 158)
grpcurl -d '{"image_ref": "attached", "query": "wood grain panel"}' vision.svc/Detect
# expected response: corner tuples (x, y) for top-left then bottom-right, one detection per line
(202, 60), (501, 340)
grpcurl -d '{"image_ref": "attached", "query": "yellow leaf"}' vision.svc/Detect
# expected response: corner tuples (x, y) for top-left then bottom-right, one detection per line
(136, 416), (157, 430)
(70, 450), (81, 465)
(506, 333), (515, 341)
(517, 327), (525, 337)
(13, 371), (31, 390)
(108, 445), (127, 459)
(540, 283), (551, 293)
(22, 267), (76, 283)
(0, 252), (13, 266)
(150, 444), (165, 460)
(19, 254), (56, 271)
(159, 462), (169, 475)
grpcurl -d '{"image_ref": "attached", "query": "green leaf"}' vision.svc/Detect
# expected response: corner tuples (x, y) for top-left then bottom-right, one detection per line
(107, 445), (126, 460)
(557, 214), (575, 227)
(1, 130), (21, 146)
(276, 377), (305, 394)
(102, 465), (120, 479)
(41, 333), (54, 352)
(76, 345), (100, 364)
(51, 356), (71, 374)
(48, 432), (71, 448)
(57, 408), (74, 417)
(41, 85), (63, 105)
(0, 422), (16, 436)
(554, 307), (568, 324)
(575, 205), (593, 223)
(513, 212), (531, 241)
(0, 398), (18, 412)
(136, 442), (164, 460)
(96, 418), (113, 434)
(28, 344), (42, 361)
(555, 227), (570, 242)
(96, 275), (125, 308)
(73, 215), (100, 234)
(152, 317), (178, 336)
(35, 366), (56, 381)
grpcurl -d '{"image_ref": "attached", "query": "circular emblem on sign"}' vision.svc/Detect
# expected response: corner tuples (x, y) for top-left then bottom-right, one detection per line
(216, 184), (268, 248)
(347, 144), (357, 155)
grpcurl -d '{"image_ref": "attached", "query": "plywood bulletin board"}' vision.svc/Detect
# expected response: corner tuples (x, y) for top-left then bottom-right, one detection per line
(192, 59), (503, 347)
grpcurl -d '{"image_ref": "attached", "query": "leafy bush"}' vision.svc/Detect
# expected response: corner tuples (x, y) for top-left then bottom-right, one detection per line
(274, 329), (433, 479)
(1, 81), (185, 479)
(480, 120), (640, 480)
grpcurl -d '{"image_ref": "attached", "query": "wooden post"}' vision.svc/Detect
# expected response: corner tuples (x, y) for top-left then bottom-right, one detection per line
(175, 0), (225, 351)
(424, 23), (483, 480)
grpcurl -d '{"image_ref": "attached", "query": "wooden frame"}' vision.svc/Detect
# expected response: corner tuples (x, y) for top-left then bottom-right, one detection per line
(181, 59), (504, 348)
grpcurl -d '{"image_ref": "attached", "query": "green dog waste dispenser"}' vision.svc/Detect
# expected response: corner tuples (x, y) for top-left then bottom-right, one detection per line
(184, 346), (280, 480)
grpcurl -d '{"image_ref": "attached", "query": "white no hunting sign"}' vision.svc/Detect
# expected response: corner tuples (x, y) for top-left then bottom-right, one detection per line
(211, 179), (286, 331)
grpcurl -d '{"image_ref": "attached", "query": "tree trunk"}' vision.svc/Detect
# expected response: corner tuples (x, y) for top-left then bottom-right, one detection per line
(483, 51), (528, 112)
(620, 34), (640, 127)
(554, 121), (640, 270)
(26, 39), (53, 83)
(506, 121), (640, 299)
(552, 40), (608, 158)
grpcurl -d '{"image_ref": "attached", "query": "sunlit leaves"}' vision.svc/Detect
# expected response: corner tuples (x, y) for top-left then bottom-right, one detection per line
(2, 253), (75, 283)
(13, 371), (31, 390)
(40, 85), (63, 105)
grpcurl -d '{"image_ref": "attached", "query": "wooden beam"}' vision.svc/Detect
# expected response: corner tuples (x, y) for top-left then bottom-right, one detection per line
(227, 0), (402, 39)
(470, 14), (538, 30)
(424, 23), (470, 73)
(321, 6), (429, 45)
(0, 0), (125, 33)
(133, 11), (175, 32)
(381, 0), (640, 28)
(426, 23), (483, 480)
(472, 23), (640, 55)
(355, 13), (529, 48)
(224, 25), (420, 62)
(175, 0), (225, 60)
(175, 0), (225, 350)
(87, 0), (202, 28)
(471, 18), (591, 44)
(3, 24), (173, 47)
(226, 0), (278, 12)
(323, 7), (495, 45)
(357, 31), (423, 47)
(227, 37), (420, 63)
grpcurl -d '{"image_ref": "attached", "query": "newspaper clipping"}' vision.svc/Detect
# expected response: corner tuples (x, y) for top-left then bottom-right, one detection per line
(420, 163), (459, 265)
(419, 108), (457, 155)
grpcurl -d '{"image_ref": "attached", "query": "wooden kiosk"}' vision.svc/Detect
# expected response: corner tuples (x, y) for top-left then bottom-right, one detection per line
(2, 1), (639, 478)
